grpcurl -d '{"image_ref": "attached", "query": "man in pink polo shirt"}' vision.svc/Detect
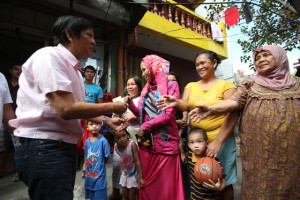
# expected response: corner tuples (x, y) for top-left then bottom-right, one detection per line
(9, 15), (127, 200)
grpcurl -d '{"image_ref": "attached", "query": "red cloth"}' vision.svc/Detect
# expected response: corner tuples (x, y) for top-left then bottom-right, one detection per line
(225, 6), (240, 26)
(138, 148), (184, 200)
(77, 119), (91, 152)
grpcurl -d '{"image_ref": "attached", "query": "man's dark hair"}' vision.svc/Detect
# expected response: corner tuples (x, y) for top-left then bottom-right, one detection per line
(84, 65), (96, 73)
(196, 50), (221, 70)
(187, 128), (208, 141)
(52, 15), (94, 45)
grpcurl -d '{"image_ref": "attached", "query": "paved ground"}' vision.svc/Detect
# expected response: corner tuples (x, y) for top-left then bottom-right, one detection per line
(0, 147), (242, 200)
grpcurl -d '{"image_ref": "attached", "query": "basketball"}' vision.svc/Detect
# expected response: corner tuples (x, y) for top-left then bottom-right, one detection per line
(194, 157), (223, 184)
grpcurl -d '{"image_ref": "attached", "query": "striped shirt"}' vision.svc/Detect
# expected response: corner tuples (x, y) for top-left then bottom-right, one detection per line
(186, 150), (220, 200)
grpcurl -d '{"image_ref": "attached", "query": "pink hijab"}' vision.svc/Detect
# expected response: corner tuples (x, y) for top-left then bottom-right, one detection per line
(251, 45), (296, 90)
(139, 55), (170, 119)
(140, 55), (170, 99)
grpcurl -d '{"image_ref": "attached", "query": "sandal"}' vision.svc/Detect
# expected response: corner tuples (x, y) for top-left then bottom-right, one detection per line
(12, 173), (20, 182)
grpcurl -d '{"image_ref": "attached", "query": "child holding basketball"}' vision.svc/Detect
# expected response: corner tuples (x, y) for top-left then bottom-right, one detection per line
(186, 128), (226, 200)
(82, 121), (110, 200)
(114, 129), (145, 200)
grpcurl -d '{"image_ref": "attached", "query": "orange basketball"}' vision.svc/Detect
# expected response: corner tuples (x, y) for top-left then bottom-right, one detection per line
(194, 157), (223, 184)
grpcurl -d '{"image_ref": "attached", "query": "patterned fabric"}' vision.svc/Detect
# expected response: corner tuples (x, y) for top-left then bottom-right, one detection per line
(252, 45), (296, 90)
(139, 55), (170, 121)
(140, 55), (170, 101)
(186, 150), (220, 200)
(128, 81), (180, 155)
(230, 77), (300, 200)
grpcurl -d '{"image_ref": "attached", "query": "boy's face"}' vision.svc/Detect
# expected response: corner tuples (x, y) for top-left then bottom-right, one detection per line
(9, 65), (22, 79)
(188, 133), (209, 157)
(84, 69), (95, 81)
(87, 121), (101, 134)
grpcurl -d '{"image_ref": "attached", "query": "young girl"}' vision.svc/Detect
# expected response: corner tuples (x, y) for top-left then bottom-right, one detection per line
(114, 129), (145, 200)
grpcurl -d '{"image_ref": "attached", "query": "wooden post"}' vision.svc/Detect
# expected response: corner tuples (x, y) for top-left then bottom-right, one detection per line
(153, 0), (158, 15)
(192, 17), (196, 32)
(187, 14), (191, 30)
(207, 24), (212, 38)
(181, 11), (185, 28)
(202, 23), (207, 37)
(175, 8), (179, 24)
(197, 20), (202, 35)
(168, 5), (172, 21)
(161, 5), (166, 19)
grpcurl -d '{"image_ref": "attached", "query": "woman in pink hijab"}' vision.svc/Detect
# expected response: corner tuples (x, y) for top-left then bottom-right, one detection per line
(126, 55), (184, 200)
(158, 45), (300, 199)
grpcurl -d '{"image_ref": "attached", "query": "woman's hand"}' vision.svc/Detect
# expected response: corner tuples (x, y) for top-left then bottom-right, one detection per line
(203, 178), (225, 192)
(123, 95), (133, 104)
(139, 177), (145, 188)
(206, 139), (223, 158)
(176, 119), (188, 129)
(189, 105), (212, 123)
(180, 151), (186, 163)
(124, 113), (138, 124)
(156, 95), (178, 111)
(106, 117), (128, 131)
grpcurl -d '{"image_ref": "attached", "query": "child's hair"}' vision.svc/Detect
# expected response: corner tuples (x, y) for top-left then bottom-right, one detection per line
(84, 65), (96, 73)
(113, 128), (130, 139)
(86, 120), (101, 127)
(187, 128), (208, 141)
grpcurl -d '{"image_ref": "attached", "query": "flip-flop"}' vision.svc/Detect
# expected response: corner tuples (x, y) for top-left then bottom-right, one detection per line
(12, 174), (20, 182)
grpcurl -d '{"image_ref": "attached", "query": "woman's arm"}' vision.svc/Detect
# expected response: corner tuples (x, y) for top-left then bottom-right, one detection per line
(189, 99), (240, 123)
(206, 88), (240, 158)
(141, 82), (180, 133)
(82, 157), (86, 178)
(131, 142), (145, 188)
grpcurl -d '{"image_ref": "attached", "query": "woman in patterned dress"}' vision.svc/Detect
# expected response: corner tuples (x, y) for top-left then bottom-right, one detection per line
(181, 45), (299, 199)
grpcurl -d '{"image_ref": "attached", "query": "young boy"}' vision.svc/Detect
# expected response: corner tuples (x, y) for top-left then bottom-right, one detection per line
(82, 121), (110, 200)
(186, 128), (226, 200)
(84, 65), (103, 103)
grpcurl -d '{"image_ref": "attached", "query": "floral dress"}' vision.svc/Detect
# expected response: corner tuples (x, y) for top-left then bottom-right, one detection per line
(231, 77), (300, 200)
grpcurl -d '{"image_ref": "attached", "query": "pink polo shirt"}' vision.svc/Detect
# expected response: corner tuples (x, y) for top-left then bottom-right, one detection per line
(9, 44), (85, 144)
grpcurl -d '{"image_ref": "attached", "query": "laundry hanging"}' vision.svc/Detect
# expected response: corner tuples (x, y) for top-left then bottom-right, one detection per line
(211, 22), (223, 43)
(225, 6), (240, 26)
(243, 2), (253, 24)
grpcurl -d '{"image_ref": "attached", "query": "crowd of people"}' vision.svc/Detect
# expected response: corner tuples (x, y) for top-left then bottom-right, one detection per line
(0, 14), (299, 200)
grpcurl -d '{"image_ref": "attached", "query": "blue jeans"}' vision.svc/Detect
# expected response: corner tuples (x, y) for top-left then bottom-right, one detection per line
(14, 138), (77, 200)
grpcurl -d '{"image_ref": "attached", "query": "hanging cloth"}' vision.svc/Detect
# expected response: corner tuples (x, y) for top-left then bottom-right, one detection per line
(225, 6), (240, 26)
(211, 22), (223, 43)
(243, 3), (253, 24)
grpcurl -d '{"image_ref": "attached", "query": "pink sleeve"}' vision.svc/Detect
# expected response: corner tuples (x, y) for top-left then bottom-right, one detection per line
(142, 81), (180, 133)
(128, 100), (140, 117)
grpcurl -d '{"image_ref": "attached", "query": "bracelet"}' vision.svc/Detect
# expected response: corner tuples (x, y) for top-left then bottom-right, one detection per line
(102, 116), (106, 126)
(82, 170), (85, 173)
